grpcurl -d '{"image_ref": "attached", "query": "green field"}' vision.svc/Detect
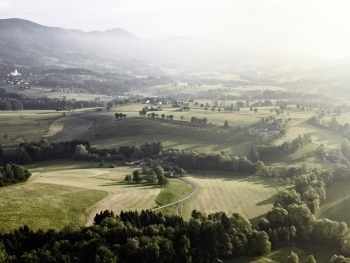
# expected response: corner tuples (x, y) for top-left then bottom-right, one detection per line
(1, 95), (350, 261)
(0, 160), (165, 232)
(19, 86), (115, 101)
(317, 180), (350, 226)
(232, 243), (339, 263)
(0, 110), (61, 149)
(182, 173), (290, 222)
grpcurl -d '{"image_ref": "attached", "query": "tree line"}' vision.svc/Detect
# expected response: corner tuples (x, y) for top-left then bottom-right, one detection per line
(0, 209), (271, 262)
(0, 140), (164, 165)
(173, 151), (256, 174)
(250, 134), (312, 162)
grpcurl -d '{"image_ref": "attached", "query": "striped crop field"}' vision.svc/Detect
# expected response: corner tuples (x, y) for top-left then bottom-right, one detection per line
(181, 173), (290, 221)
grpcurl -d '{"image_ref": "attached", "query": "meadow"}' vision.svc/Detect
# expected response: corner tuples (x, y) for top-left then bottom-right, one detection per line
(317, 180), (350, 226)
(1, 90), (350, 262)
(0, 160), (165, 232)
(181, 173), (290, 222)
(0, 110), (61, 149)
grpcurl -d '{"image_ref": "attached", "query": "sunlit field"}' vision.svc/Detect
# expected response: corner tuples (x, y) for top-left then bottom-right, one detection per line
(317, 180), (350, 226)
(0, 160), (163, 232)
(181, 173), (290, 222)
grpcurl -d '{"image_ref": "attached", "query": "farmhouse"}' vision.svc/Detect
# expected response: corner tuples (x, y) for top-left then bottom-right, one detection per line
(249, 118), (285, 135)
(323, 152), (339, 163)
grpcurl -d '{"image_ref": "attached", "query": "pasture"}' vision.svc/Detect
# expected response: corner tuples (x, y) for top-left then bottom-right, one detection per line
(0, 110), (61, 149)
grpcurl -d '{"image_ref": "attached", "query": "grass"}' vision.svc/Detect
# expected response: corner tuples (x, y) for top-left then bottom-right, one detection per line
(181, 173), (290, 222)
(317, 180), (350, 225)
(231, 243), (338, 263)
(0, 183), (106, 232)
(20, 86), (114, 101)
(155, 178), (193, 215)
(0, 160), (164, 232)
(0, 110), (61, 149)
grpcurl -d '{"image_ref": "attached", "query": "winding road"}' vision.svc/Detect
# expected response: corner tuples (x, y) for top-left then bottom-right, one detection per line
(151, 176), (198, 217)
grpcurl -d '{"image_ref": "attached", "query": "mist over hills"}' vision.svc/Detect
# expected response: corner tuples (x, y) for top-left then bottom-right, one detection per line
(1, 18), (350, 98)
(0, 18), (317, 74)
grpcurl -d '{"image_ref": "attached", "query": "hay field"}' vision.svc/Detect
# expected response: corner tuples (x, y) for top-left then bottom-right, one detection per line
(0, 161), (163, 232)
(181, 173), (290, 221)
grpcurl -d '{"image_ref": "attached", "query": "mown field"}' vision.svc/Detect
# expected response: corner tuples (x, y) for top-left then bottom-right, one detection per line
(181, 173), (290, 222)
(317, 180), (350, 226)
(0, 160), (165, 232)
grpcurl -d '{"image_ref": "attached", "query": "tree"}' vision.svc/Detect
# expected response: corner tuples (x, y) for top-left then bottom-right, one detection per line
(305, 255), (316, 263)
(224, 120), (229, 128)
(176, 235), (192, 263)
(158, 174), (169, 185)
(153, 165), (164, 178)
(147, 172), (158, 184)
(256, 161), (269, 177)
(330, 255), (350, 263)
(287, 251), (300, 263)
(0, 144), (4, 162)
(124, 174), (132, 182)
(202, 117), (208, 125)
(74, 144), (89, 159)
(133, 170), (142, 183)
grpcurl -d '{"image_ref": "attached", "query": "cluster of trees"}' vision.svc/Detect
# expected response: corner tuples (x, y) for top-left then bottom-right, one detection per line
(0, 163), (31, 187)
(115, 113), (127, 120)
(0, 140), (165, 165)
(174, 151), (256, 174)
(126, 165), (169, 185)
(250, 134), (312, 162)
(190, 117), (208, 125)
(255, 162), (308, 179)
(0, 88), (106, 110)
(308, 115), (350, 138)
(257, 166), (350, 259)
(35, 70), (171, 95)
(0, 209), (271, 262)
(0, 140), (91, 164)
(0, 99), (23, 110)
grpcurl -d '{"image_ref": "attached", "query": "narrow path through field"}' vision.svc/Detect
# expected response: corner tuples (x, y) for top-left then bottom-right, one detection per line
(151, 176), (198, 217)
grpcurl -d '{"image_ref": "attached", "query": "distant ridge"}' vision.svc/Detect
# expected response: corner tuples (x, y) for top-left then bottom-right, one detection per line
(0, 18), (139, 67)
(0, 18), (137, 38)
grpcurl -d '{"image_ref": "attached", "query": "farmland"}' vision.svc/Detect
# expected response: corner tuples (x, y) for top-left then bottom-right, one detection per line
(1, 82), (350, 262)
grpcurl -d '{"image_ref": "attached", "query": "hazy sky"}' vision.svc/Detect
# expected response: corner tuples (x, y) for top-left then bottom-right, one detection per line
(1, 0), (350, 59)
